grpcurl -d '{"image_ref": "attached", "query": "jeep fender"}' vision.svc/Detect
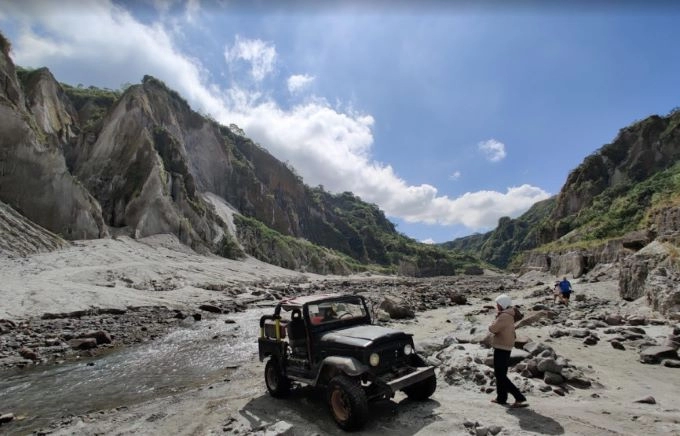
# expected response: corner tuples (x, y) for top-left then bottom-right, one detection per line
(314, 356), (369, 386)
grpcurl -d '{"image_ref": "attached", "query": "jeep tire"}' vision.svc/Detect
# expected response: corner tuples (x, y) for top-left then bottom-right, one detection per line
(402, 374), (437, 400)
(327, 374), (369, 431)
(265, 358), (290, 398)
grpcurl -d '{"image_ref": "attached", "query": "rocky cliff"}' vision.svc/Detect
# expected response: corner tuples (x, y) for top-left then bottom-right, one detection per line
(0, 32), (478, 276)
(0, 38), (107, 240)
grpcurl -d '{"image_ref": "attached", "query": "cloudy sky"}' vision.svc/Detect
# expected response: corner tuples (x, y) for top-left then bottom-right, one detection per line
(2, 1), (680, 243)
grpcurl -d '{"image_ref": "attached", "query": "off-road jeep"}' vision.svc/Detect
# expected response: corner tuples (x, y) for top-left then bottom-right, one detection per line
(258, 293), (436, 431)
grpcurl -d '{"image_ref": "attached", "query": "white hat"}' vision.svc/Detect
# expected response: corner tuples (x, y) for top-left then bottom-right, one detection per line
(495, 294), (512, 309)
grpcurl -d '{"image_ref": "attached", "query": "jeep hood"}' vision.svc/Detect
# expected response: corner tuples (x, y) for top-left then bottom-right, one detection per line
(320, 325), (410, 348)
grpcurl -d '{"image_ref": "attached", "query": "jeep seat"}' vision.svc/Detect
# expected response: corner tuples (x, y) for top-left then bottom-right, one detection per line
(287, 309), (307, 357)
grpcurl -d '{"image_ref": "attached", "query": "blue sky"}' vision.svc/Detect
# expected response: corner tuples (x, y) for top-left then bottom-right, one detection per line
(2, 1), (680, 243)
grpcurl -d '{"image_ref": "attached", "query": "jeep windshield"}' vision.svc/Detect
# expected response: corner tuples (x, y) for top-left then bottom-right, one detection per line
(307, 296), (367, 325)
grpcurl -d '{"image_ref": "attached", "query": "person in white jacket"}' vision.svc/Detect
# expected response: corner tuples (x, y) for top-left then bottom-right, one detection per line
(488, 294), (528, 408)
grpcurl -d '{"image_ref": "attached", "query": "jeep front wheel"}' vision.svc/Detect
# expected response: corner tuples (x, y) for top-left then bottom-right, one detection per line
(265, 358), (290, 398)
(327, 375), (369, 431)
(403, 374), (437, 400)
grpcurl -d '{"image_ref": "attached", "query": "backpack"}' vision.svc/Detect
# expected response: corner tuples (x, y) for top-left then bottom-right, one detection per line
(513, 306), (524, 322)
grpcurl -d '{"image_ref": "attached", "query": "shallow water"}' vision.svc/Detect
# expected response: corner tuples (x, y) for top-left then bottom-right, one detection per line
(0, 308), (267, 434)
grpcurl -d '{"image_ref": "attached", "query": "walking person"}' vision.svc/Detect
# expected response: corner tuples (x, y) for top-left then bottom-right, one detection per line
(488, 294), (528, 408)
(558, 276), (573, 306)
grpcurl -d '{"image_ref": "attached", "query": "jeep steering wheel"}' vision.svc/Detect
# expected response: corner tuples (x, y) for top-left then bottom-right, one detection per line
(337, 311), (352, 319)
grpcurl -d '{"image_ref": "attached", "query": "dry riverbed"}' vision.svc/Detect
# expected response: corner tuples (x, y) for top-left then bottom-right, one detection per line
(1, 236), (680, 435)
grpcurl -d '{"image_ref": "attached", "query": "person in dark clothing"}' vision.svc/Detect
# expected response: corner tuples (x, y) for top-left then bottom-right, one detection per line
(558, 277), (572, 306)
(488, 294), (528, 408)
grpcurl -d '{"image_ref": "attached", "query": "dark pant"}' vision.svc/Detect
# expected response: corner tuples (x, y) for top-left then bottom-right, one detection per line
(493, 348), (526, 404)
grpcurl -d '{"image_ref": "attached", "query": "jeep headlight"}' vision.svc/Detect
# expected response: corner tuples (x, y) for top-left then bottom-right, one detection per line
(403, 344), (413, 355)
(369, 352), (380, 367)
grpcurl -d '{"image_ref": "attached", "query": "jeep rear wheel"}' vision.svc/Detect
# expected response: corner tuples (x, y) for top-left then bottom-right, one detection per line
(402, 374), (437, 400)
(327, 375), (368, 431)
(265, 358), (290, 398)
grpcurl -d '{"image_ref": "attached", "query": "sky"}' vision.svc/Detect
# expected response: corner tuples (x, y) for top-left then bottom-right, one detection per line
(1, 0), (680, 244)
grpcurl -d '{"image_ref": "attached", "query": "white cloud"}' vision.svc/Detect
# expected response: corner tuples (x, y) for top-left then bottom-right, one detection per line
(224, 35), (276, 82)
(449, 170), (461, 180)
(287, 74), (315, 93)
(421, 238), (436, 244)
(2, 1), (550, 231)
(478, 139), (506, 162)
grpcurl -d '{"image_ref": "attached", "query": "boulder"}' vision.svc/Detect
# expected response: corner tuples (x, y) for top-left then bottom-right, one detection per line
(604, 314), (624, 326)
(199, 304), (222, 314)
(583, 336), (599, 346)
(662, 359), (680, 368)
(80, 330), (112, 345)
(627, 316), (647, 326)
(0, 413), (14, 424)
(516, 310), (557, 328)
(376, 309), (390, 322)
(537, 357), (563, 374)
(514, 336), (532, 350)
(450, 293), (467, 305)
(544, 371), (564, 385)
(509, 349), (531, 366)
(664, 335), (680, 350)
(68, 338), (98, 350)
(639, 346), (678, 364)
(19, 347), (38, 361)
(634, 396), (656, 405)
(611, 341), (626, 350)
(379, 296), (415, 319)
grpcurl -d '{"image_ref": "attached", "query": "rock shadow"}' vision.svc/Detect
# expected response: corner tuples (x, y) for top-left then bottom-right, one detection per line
(506, 407), (565, 435)
(240, 385), (441, 435)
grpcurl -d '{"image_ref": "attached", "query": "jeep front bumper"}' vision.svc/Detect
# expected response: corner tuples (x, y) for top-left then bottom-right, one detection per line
(385, 366), (435, 393)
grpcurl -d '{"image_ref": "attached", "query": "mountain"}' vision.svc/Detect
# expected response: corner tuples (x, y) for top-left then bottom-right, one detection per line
(441, 197), (556, 269)
(0, 32), (481, 276)
(444, 108), (680, 275)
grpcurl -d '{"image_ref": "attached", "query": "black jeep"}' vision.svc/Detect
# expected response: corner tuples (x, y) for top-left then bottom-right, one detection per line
(258, 293), (436, 431)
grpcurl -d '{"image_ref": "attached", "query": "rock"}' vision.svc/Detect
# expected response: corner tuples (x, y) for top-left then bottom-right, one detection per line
(514, 336), (532, 350)
(417, 338), (447, 356)
(537, 357), (563, 374)
(488, 425), (503, 435)
(18, 347), (38, 361)
(568, 328), (590, 338)
(379, 296), (415, 319)
(544, 371), (565, 385)
(553, 386), (567, 396)
(639, 346), (678, 364)
(199, 304), (222, 314)
(80, 330), (112, 345)
(561, 368), (592, 388)
(663, 335), (680, 350)
(634, 396), (656, 404)
(192, 313), (202, 321)
(0, 413), (14, 423)
(450, 293), (467, 305)
(611, 341), (626, 350)
(68, 338), (98, 350)
(523, 341), (547, 356)
(627, 316), (647, 326)
(475, 426), (489, 436)
(574, 294), (586, 302)
(509, 349), (531, 366)
(516, 310), (557, 328)
(604, 314), (624, 326)
(662, 359), (680, 368)
(376, 309), (390, 322)
(549, 329), (569, 339)
(583, 336), (599, 346)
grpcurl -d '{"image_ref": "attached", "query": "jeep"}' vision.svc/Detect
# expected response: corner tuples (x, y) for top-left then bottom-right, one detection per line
(258, 293), (436, 431)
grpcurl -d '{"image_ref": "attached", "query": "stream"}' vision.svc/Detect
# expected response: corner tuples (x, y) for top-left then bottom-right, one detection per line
(0, 308), (267, 434)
